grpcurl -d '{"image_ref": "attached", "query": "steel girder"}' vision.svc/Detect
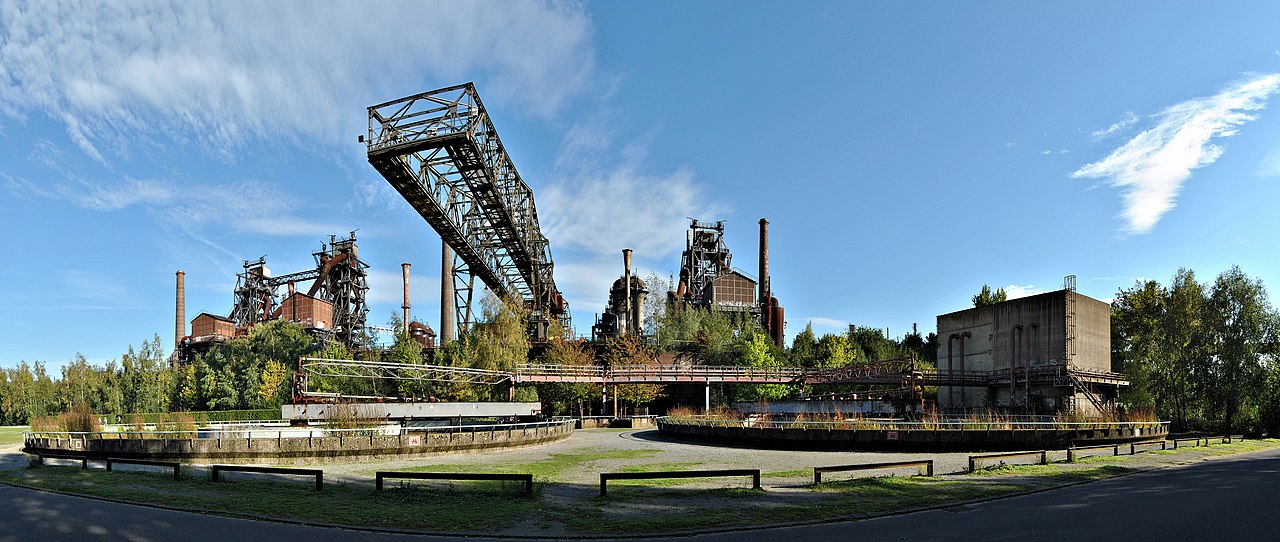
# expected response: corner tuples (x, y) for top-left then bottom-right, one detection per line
(300, 358), (511, 386)
(366, 83), (569, 338)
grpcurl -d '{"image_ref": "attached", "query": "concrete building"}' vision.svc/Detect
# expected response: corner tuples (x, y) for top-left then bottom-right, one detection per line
(935, 289), (1127, 415)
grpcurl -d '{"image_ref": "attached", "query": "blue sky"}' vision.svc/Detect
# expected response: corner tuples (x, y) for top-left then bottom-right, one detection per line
(3, 1), (1279, 368)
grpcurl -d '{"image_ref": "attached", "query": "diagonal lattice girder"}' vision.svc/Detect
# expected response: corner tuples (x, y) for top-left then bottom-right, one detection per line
(366, 83), (568, 337)
(300, 358), (511, 387)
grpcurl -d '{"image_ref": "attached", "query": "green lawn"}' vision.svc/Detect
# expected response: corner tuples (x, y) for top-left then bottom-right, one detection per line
(2, 439), (1275, 536)
(0, 426), (27, 447)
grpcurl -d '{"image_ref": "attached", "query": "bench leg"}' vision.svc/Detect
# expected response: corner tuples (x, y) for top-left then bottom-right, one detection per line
(316, 473), (323, 491)
(600, 477), (608, 497)
(752, 472), (761, 490)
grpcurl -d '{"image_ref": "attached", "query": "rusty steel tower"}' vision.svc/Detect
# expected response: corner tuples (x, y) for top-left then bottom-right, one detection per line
(365, 83), (569, 340)
(229, 232), (370, 348)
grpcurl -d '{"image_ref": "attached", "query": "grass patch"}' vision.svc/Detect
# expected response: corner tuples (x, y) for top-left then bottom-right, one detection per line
(0, 426), (27, 447)
(373, 448), (663, 480)
(763, 468), (812, 478)
(0, 466), (538, 532)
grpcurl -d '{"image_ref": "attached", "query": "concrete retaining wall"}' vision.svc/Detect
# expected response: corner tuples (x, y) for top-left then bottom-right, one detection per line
(23, 421), (575, 465)
(658, 420), (1168, 452)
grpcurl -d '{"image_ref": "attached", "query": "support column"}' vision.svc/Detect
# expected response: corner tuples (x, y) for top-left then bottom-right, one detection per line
(704, 384), (711, 413)
(612, 385), (619, 418)
(441, 242), (455, 343)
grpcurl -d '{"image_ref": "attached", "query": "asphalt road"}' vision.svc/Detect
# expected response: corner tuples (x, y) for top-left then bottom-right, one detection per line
(2, 446), (1278, 541)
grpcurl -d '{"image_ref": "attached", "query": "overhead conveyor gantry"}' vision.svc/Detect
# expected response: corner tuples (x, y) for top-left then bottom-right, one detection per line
(365, 83), (569, 340)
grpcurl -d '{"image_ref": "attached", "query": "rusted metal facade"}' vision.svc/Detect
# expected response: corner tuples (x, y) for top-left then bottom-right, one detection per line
(227, 232), (369, 349)
(191, 313), (235, 337)
(365, 83), (569, 341)
(668, 218), (785, 347)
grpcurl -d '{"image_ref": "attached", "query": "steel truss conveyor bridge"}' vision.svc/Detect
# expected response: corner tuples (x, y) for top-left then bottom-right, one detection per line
(295, 357), (1127, 402)
(366, 83), (569, 339)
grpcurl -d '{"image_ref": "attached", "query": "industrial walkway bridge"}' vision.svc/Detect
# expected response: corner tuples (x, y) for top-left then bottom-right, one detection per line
(295, 357), (1127, 404)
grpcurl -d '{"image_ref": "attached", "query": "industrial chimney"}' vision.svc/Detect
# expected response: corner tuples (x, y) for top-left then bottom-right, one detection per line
(401, 262), (411, 335)
(175, 270), (185, 353)
(622, 249), (633, 336)
(758, 218), (769, 308)
(441, 242), (455, 343)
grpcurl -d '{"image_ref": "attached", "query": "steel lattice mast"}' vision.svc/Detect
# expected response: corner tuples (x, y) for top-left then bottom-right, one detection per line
(365, 83), (569, 339)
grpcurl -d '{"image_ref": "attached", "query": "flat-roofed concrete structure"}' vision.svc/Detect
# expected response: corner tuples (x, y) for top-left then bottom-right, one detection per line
(935, 289), (1124, 415)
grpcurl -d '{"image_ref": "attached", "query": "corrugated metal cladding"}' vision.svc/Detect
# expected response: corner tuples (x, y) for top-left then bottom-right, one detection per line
(280, 293), (334, 330)
(191, 313), (235, 337)
(707, 271), (756, 309)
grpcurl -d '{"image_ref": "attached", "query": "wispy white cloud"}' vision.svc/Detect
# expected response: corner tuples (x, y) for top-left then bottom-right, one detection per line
(541, 107), (724, 260)
(0, 1), (596, 162)
(1003, 284), (1043, 300)
(1072, 73), (1280, 234)
(1088, 111), (1139, 141)
(805, 317), (849, 329)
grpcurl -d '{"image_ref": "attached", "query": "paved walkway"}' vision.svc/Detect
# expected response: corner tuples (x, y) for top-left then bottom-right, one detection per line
(2, 442), (1277, 541)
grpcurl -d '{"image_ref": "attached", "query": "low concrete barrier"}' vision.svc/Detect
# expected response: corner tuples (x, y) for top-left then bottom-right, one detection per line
(969, 450), (1047, 472)
(23, 420), (574, 465)
(375, 471), (533, 496)
(813, 460), (933, 484)
(106, 457), (180, 480)
(600, 469), (761, 496)
(211, 465), (322, 490)
(1067, 444), (1118, 462)
(1130, 440), (1167, 454)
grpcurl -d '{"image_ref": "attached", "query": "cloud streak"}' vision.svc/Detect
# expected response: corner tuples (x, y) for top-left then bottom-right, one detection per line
(1072, 73), (1280, 234)
(0, 1), (596, 162)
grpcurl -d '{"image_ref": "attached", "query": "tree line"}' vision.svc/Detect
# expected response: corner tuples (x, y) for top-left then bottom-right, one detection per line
(1112, 266), (1279, 434)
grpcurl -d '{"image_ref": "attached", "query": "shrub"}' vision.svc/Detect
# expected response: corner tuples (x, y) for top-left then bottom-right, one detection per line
(58, 404), (101, 433)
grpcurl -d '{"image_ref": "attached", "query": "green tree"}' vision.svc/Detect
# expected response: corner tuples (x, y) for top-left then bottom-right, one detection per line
(815, 333), (854, 368)
(737, 331), (791, 401)
(790, 323), (819, 367)
(1205, 266), (1277, 434)
(972, 284), (1007, 307)
(535, 338), (597, 416)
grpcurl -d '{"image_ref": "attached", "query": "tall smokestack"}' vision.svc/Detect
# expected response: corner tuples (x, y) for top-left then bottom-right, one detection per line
(175, 270), (185, 352)
(401, 262), (411, 335)
(441, 242), (455, 343)
(758, 218), (769, 307)
(623, 249), (633, 336)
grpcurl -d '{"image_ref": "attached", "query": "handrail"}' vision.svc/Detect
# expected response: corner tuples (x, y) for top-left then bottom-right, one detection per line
(657, 416), (1169, 431)
(23, 419), (574, 440)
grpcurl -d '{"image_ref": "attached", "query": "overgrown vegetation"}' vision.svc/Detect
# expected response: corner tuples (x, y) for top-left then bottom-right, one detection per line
(1112, 266), (1280, 434)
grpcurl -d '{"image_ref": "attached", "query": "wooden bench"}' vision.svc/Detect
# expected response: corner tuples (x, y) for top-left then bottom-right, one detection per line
(210, 465), (323, 491)
(968, 451), (1047, 472)
(33, 452), (89, 469)
(599, 469), (760, 496)
(813, 460), (934, 484)
(1170, 437), (1204, 449)
(1067, 444), (1119, 462)
(1130, 440), (1167, 454)
(1224, 434), (1245, 443)
(375, 471), (533, 496)
(105, 458), (181, 480)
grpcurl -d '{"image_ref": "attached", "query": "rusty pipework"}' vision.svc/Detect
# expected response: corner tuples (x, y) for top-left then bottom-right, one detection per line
(1010, 324), (1024, 409)
(402, 263), (412, 335)
(958, 330), (971, 409)
(947, 333), (959, 408)
(1028, 322), (1038, 411)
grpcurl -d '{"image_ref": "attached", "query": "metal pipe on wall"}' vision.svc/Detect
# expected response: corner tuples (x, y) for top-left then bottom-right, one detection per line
(1010, 324), (1023, 410)
(958, 331), (971, 409)
(947, 334), (959, 411)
